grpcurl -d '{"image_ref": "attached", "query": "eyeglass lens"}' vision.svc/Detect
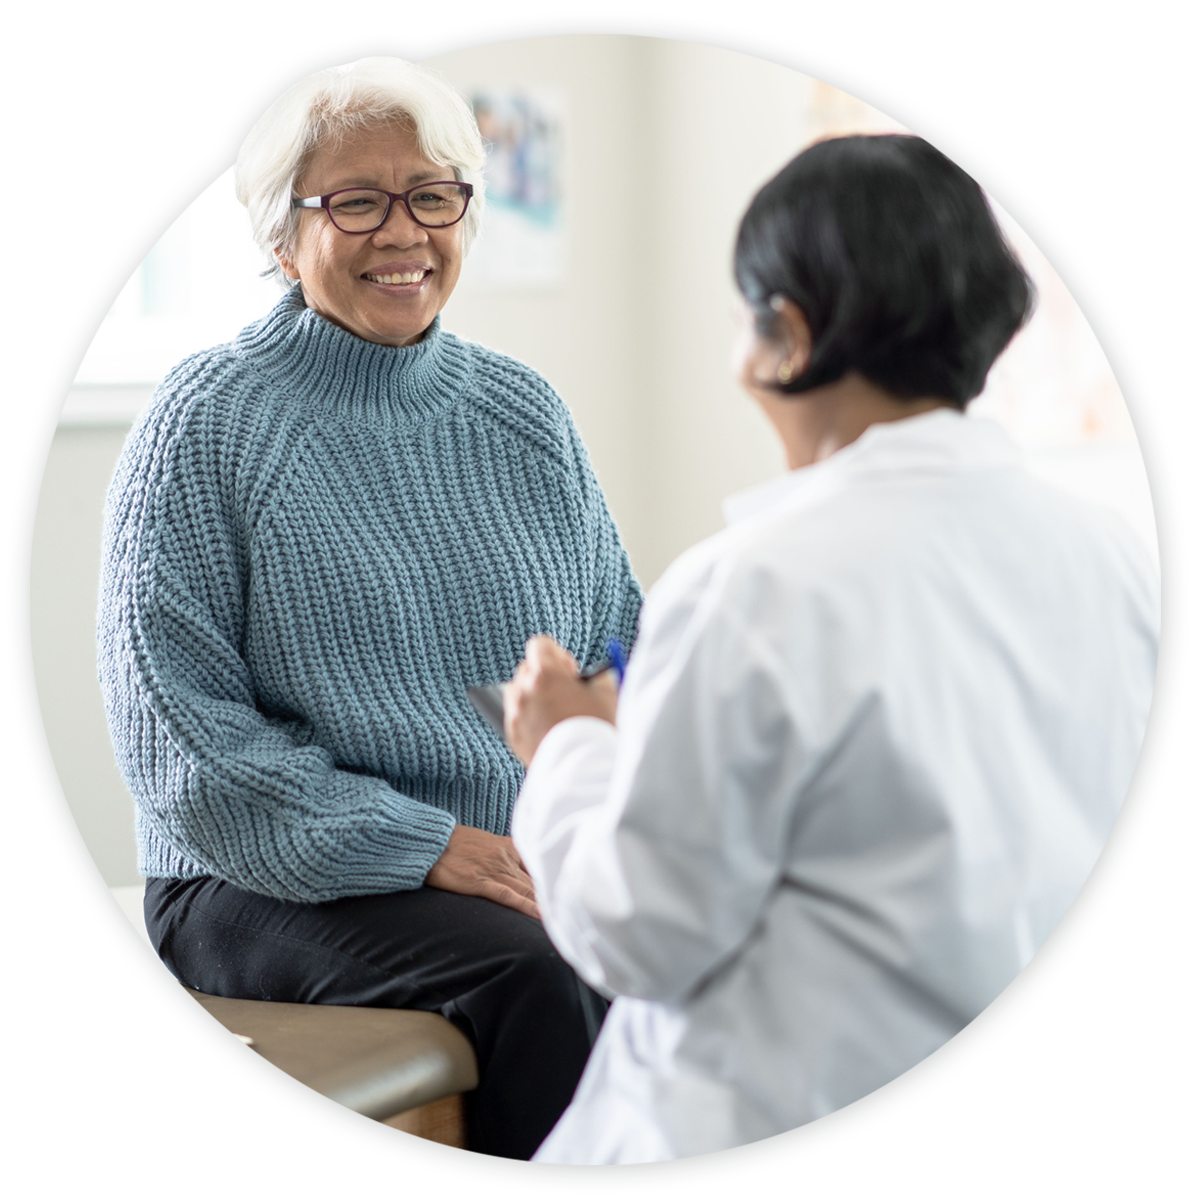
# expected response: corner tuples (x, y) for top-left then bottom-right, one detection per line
(326, 185), (469, 232)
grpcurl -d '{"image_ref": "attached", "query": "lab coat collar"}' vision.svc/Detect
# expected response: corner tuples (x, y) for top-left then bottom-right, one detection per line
(721, 408), (1023, 527)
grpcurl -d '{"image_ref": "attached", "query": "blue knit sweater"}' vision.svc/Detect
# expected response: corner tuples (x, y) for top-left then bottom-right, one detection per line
(97, 289), (642, 903)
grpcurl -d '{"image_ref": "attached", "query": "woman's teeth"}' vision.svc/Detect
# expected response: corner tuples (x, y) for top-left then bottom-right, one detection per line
(365, 270), (428, 284)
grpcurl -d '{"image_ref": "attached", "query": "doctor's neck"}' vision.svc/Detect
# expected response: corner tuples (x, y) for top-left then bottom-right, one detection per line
(758, 372), (953, 472)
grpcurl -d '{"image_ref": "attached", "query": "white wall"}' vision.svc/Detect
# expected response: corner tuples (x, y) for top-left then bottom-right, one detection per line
(31, 422), (140, 902)
(32, 426), (140, 884)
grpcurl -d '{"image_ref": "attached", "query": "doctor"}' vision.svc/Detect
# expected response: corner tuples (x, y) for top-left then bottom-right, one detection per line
(503, 134), (1159, 1164)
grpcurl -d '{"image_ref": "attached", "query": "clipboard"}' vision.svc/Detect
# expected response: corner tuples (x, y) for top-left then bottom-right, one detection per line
(466, 684), (506, 737)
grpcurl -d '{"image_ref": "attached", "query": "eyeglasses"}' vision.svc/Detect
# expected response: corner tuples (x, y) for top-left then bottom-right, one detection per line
(292, 182), (474, 233)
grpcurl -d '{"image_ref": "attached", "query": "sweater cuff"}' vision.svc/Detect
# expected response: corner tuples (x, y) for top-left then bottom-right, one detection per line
(247, 787), (458, 902)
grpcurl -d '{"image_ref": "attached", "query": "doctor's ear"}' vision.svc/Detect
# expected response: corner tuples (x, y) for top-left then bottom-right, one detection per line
(768, 295), (813, 386)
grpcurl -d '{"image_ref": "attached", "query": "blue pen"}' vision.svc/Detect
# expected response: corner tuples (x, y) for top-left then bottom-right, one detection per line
(605, 638), (627, 687)
(579, 639), (627, 687)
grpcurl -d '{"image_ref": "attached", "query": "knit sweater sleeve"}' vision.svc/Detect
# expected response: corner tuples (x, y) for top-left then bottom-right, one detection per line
(98, 357), (456, 902)
(565, 415), (643, 666)
(464, 341), (643, 666)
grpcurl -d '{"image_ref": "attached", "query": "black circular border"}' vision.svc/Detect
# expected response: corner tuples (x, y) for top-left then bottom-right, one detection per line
(25, 23), (1171, 1185)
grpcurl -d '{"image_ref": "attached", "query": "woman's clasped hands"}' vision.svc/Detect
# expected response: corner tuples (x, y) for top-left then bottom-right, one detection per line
(425, 823), (543, 920)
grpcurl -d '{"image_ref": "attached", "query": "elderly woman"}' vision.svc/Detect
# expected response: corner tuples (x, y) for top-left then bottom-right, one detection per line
(97, 58), (641, 1160)
(503, 134), (1159, 1162)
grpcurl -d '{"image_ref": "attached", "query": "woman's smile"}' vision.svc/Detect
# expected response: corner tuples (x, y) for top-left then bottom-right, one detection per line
(362, 263), (435, 287)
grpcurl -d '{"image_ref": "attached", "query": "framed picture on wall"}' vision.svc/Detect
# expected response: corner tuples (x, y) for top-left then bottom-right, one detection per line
(461, 87), (567, 289)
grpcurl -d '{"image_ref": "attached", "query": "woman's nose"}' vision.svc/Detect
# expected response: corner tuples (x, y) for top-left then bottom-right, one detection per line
(372, 201), (429, 248)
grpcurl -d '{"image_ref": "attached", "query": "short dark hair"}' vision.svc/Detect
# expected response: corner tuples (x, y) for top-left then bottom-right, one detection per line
(733, 134), (1035, 408)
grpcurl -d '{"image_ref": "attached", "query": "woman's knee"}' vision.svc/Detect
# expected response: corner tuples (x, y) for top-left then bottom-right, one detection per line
(504, 938), (586, 999)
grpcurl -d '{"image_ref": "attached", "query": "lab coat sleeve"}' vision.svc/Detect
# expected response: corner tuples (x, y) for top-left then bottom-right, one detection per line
(513, 559), (809, 1003)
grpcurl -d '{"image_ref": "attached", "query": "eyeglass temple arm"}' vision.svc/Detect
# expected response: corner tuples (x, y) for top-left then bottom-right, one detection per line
(293, 197), (325, 208)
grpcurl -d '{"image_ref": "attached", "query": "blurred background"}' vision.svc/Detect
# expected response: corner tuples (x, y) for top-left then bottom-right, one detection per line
(32, 35), (1155, 888)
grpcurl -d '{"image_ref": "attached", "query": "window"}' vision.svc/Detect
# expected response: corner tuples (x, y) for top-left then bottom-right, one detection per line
(28, 31), (355, 398)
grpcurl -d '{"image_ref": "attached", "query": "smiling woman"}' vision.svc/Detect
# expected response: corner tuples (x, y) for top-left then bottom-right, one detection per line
(279, 124), (468, 346)
(95, 56), (642, 1161)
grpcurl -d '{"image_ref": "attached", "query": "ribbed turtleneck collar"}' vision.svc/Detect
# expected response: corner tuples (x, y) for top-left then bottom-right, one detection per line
(233, 287), (472, 425)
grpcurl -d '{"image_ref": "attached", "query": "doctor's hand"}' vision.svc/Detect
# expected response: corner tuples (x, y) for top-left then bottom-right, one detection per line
(426, 825), (541, 920)
(504, 635), (619, 767)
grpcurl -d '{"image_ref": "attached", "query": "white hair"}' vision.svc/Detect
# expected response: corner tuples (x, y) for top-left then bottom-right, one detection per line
(236, 57), (486, 287)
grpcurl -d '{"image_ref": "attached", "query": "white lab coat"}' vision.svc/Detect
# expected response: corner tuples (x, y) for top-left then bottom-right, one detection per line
(511, 408), (1159, 1164)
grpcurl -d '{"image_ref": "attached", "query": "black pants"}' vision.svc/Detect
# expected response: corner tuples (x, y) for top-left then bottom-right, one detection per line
(144, 877), (608, 1159)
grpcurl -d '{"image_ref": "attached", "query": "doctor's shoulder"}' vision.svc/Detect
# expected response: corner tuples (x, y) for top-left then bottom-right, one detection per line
(632, 508), (837, 670)
(998, 466), (1159, 629)
(640, 485), (871, 617)
(634, 526), (744, 648)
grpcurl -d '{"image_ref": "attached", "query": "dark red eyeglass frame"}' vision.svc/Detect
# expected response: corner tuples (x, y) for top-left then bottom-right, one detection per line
(292, 182), (474, 232)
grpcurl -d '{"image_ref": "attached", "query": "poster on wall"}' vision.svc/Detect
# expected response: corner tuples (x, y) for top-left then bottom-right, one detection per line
(460, 87), (567, 289)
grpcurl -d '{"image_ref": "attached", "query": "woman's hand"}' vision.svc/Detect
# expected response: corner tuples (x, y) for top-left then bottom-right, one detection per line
(426, 825), (541, 920)
(504, 635), (619, 767)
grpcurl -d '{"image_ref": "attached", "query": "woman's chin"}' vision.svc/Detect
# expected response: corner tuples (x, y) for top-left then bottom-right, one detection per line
(362, 289), (445, 345)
